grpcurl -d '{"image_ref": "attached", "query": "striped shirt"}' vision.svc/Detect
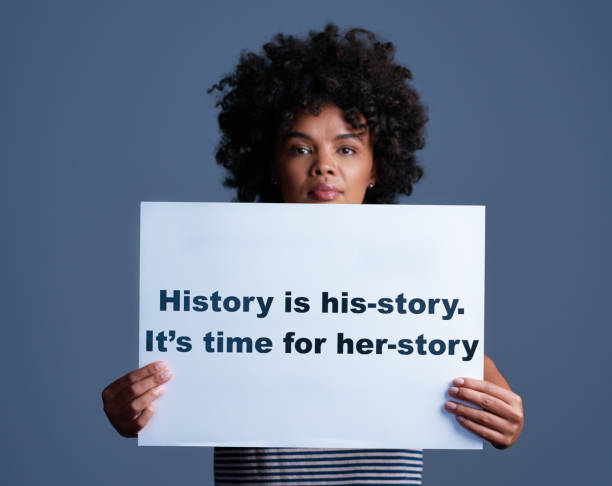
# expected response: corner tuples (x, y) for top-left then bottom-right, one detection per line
(214, 448), (424, 485)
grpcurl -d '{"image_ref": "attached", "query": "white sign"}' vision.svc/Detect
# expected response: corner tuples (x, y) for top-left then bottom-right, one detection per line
(138, 202), (484, 449)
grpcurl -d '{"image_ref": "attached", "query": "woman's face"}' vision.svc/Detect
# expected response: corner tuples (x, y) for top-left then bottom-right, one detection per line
(274, 104), (376, 204)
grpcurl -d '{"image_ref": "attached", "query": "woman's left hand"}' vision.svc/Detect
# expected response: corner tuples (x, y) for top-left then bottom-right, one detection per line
(445, 377), (524, 449)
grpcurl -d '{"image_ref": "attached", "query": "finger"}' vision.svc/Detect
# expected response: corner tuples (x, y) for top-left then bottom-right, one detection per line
(102, 361), (167, 402)
(445, 400), (511, 434)
(113, 369), (173, 408)
(114, 405), (154, 438)
(448, 385), (518, 421)
(133, 405), (155, 432)
(455, 415), (509, 448)
(118, 384), (166, 421)
(452, 377), (521, 406)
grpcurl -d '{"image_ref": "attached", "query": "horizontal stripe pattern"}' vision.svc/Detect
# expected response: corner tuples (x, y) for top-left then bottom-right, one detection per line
(214, 448), (423, 485)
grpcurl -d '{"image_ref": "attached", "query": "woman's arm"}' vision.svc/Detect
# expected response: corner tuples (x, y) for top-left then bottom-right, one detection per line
(484, 354), (510, 388)
(444, 354), (524, 449)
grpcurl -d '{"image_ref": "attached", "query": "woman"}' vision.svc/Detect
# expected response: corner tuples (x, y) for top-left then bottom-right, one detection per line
(102, 24), (524, 485)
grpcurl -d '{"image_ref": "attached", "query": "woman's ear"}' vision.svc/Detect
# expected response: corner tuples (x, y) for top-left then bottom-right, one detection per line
(269, 165), (283, 188)
(269, 167), (278, 186)
(369, 161), (377, 186)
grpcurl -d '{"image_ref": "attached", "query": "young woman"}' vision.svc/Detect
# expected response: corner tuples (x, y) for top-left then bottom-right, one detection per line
(102, 24), (524, 485)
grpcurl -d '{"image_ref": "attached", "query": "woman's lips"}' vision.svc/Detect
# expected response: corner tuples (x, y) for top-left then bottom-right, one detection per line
(309, 183), (341, 201)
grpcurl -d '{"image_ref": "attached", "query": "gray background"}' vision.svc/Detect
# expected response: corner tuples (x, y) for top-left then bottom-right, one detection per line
(2, 0), (610, 484)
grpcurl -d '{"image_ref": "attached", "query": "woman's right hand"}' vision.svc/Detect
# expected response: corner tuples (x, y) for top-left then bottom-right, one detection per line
(101, 361), (173, 437)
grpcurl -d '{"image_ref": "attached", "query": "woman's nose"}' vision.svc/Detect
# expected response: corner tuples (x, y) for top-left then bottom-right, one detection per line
(309, 151), (337, 177)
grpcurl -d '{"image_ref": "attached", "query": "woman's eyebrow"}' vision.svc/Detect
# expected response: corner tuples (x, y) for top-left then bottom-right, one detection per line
(334, 132), (366, 143)
(282, 131), (312, 142)
(282, 131), (366, 143)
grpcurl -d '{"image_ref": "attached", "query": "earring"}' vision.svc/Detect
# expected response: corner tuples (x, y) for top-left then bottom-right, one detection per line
(271, 180), (279, 186)
(368, 183), (375, 189)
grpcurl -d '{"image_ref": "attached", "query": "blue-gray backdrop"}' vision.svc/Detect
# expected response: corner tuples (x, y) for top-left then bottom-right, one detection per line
(3, 1), (610, 484)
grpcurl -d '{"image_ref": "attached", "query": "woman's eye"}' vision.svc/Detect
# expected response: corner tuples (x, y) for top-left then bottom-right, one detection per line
(290, 146), (311, 155)
(339, 147), (356, 155)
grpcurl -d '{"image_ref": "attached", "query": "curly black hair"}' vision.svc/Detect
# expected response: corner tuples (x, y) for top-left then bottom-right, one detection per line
(208, 23), (428, 204)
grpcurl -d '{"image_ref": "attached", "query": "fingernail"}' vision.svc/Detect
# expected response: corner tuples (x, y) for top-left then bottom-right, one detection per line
(160, 370), (173, 381)
(154, 361), (167, 371)
(449, 386), (459, 395)
(153, 385), (165, 396)
(453, 378), (465, 386)
(445, 401), (457, 410)
(457, 416), (465, 423)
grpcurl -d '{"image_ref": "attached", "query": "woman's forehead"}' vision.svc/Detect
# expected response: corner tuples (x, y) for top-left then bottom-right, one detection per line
(288, 104), (368, 134)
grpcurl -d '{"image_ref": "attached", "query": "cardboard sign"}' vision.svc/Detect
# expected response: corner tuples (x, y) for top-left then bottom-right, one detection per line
(138, 202), (484, 449)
